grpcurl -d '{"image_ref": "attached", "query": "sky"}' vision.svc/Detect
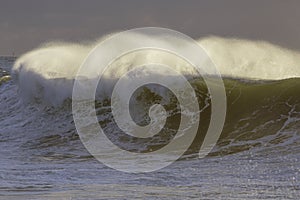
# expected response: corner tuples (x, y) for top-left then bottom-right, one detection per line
(1, 0), (300, 55)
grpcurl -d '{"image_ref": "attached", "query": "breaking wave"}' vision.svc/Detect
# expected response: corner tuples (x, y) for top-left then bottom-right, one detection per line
(1, 33), (299, 157)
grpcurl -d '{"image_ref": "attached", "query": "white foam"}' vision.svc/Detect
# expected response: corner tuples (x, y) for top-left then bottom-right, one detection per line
(12, 42), (91, 105)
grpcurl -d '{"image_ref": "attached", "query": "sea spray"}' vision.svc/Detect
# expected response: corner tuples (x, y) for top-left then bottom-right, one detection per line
(11, 34), (300, 106)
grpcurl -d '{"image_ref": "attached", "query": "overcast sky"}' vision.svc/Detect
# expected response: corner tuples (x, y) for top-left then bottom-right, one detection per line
(1, 0), (300, 55)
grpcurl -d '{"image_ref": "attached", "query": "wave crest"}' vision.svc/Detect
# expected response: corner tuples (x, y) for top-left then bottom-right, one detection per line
(11, 34), (300, 105)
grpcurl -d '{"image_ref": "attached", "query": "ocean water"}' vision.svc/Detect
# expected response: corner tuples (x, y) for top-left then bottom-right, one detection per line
(1, 35), (300, 199)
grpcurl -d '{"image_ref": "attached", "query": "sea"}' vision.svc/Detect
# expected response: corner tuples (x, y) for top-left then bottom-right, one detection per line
(0, 35), (300, 199)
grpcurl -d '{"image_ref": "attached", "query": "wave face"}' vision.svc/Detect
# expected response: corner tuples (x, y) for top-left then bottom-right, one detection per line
(1, 68), (300, 157)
